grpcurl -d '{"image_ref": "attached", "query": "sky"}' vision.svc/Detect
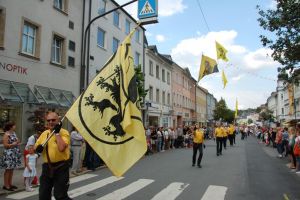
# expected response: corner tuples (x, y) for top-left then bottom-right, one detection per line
(115, 0), (280, 110)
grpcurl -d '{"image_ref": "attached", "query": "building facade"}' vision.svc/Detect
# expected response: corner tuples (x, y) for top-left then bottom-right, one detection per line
(206, 92), (216, 124)
(144, 46), (173, 128)
(196, 86), (207, 126)
(171, 61), (197, 128)
(82, 0), (145, 90)
(0, 0), (82, 148)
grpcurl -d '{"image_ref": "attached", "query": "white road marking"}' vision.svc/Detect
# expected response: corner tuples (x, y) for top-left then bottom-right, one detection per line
(96, 179), (154, 200)
(151, 182), (189, 200)
(200, 185), (227, 200)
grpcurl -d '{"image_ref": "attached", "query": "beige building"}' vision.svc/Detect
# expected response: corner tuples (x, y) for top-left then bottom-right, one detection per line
(196, 86), (208, 126)
(144, 46), (173, 128)
(0, 0), (82, 148)
(171, 61), (197, 127)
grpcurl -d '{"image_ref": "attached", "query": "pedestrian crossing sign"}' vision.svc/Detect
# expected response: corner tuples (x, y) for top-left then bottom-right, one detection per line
(138, 0), (158, 19)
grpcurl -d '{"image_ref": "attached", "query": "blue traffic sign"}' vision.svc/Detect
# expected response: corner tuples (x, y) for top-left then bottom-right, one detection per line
(138, 0), (158, 19)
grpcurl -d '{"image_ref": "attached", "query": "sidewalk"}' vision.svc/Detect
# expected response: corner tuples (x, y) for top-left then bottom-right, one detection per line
(0, 156), (106, 196)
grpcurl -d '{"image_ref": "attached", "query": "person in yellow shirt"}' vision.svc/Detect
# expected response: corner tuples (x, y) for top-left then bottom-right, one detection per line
(222, 124), (228, 149)
(228, 124), (235, 146)
(192, 124), (205, 168)
(214, 123), (223, 156)
(35, 112), (71, 200)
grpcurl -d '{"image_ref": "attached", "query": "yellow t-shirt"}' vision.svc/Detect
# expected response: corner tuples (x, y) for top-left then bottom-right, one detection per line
(215, 127), (223, 137)
(35, 128), (70, 163)
(193, 129), (204, 143)
(228, 125), (235, 135)
(222, 127), (228, 137)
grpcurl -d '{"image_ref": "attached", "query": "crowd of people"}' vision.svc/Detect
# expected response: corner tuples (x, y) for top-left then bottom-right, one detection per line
(254, 124), (300, 173)
(1, 113), (300, 199)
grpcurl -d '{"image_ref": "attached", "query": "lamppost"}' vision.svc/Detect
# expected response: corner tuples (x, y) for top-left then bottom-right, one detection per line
(80, 0), (138, 92)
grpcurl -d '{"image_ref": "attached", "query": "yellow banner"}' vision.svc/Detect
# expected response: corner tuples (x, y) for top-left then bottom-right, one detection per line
(288, 84), (294, 115)
(66, 28), (146, 177)
(198, 54), (218, 81)
(216, 41), (229, 62)
(222, 69), (228, 89)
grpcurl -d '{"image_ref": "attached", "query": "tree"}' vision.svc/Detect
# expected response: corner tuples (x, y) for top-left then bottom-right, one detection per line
(257, 0), (300, 84)
(214, 98), (235, 123)
(135, 64), (148, 108)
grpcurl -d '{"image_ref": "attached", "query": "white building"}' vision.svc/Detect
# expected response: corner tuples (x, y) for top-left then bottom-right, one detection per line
(144, 45), (173, 128)
(82, 0), (145, 90)
(0, 0), (82, 147)
(267, 92), (277, 119)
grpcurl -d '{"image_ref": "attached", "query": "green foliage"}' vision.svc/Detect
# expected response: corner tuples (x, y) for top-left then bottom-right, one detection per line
(135, 64), (148, 107)
(248, 119), (253, 124)
(257, 0), (300, 84)
(259, 108), (274, 121)
(213, 98), (235, 123)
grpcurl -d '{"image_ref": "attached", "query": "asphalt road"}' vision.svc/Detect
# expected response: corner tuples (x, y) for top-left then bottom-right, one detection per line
(2, 135), (300, 200)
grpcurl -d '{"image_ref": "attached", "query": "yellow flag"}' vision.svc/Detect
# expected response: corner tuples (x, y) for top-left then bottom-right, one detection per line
(198, 54), (218, 81)
(65, 28), (146, 177)
(216, 41), (229, 62)
(235, 98), (238, 118)
(222, 69), (228, 89)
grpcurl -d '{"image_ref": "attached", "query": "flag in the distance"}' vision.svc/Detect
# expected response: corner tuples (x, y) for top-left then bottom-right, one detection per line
(216, 41), (229, 62)
(222, 69), (228, 89)
(235, 98), (238, 118)
(65, 28), (147, 177)
(198, 54), (218, 81)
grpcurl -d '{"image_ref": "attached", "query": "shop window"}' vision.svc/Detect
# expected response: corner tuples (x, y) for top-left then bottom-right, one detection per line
(0, 105), (22, 142)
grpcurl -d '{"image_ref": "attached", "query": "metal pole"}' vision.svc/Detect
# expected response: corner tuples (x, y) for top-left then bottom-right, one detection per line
(81, 0), (138, 88)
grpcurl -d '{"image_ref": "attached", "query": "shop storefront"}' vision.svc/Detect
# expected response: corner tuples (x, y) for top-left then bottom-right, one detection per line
(0, 79), (75, 151)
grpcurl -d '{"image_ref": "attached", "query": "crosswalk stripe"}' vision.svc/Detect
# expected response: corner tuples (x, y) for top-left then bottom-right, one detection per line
(60, 176), (124, 199)
(96, 179), (154, 200)
(200, 185), (227, 200)
(151, 182), (189, 200)
(6, 173), (98, 199)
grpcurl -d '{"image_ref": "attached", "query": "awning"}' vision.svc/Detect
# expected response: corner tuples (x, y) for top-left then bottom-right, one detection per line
(0, 79), (39, 103)
(34, 85), (75, 107)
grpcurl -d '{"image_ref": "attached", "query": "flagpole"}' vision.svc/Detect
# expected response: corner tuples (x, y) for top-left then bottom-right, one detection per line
(80, 0), (138, 91)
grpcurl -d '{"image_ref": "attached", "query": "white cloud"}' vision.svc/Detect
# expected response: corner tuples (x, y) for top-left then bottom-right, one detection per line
(156, 34), (166, 42)
(171, 30), (280, 109)
(231, 74), (244, 81)
(159, 0), (187, 17)
(268, 0), (277, 9)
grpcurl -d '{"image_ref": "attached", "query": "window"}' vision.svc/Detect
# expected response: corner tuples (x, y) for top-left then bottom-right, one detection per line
(281, 108), (284, 115)
(149, 86), (153, 101)
(281, 94), (283, 100)
(51, 34), (65, 65)
(113, 11), (120, 27)
(98, 0), (106, 15)
(167, 93), (170, 105)
(149, 60), (153, 75)
(156, 89), (160, 103)
(69, 21), (74, 30)
(156, 65), (159, 79)
(167, 72), (170, 84)
(134, 52), (140, 66)
(162, 91), (165, 104)
(54, 0), (68, 13)
(162, 69), (165, 82)
(97, 28), (105, 48)
(68, 56), (75, 67)
(112, 37), (119, 53)
(0, 7), (5, 49)
(69, 40), (75, 51)
(135, 29), (140, 43)
(125, 19), (130, 35)
(22, 22), (37, 55)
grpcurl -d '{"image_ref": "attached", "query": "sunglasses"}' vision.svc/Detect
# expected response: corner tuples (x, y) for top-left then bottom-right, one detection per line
(47, 119), (57, 122)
